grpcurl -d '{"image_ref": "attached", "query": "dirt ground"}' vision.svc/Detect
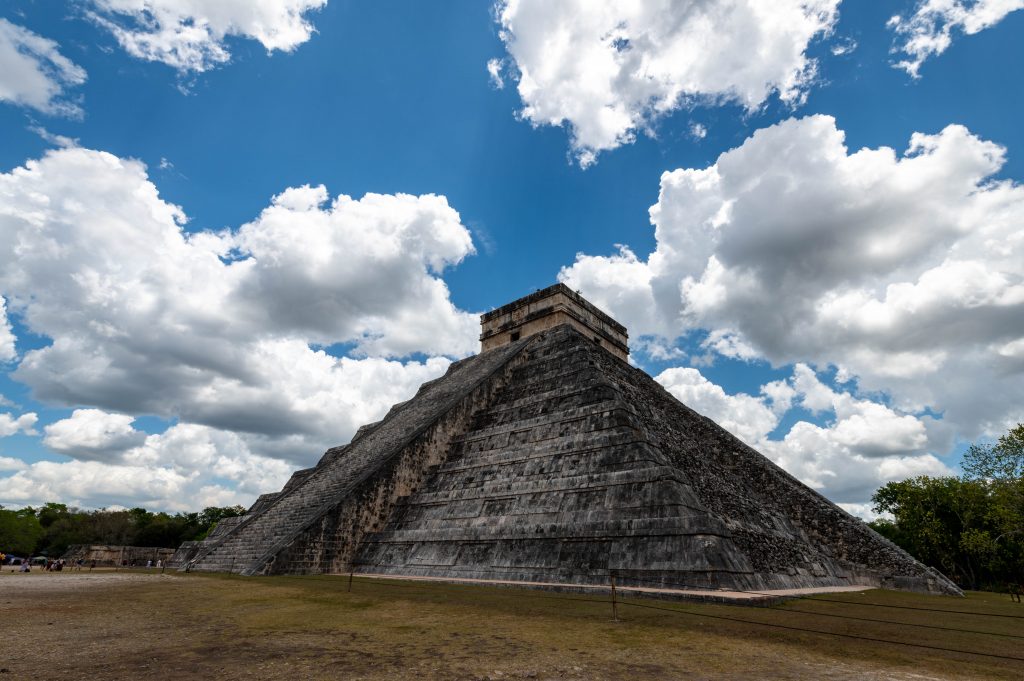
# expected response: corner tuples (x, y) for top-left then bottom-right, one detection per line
(1, 570), (1021, 680)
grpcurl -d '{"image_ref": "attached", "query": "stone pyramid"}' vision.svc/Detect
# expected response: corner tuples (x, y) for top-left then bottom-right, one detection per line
(179, 284), (959, 596)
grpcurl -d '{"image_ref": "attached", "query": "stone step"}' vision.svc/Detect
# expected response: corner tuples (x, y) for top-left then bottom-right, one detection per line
(469, 384), (622, 429)
(187, 331), (536, 574)
(359, 515), (735, 547)
(355, 565), (751, 591)
(432, 440), (669, 481)
(453, 417), (644, 458)
(404, 464), (684, 505)
(440, 429), (659, 469)
(383, 504), (711, 531)
(454, 398), (632, 442)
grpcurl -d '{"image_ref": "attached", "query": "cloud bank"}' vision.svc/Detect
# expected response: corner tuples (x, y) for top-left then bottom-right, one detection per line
(491, 0), (840, 165)
(562, 114), (1024, 444)
(0, 418), (294, 511)
(0, 145), (479, 508)
(656, 363), (953, 506)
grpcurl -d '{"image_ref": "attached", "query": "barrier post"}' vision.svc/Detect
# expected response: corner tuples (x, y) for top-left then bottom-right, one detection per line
(610, 570), (619, 622)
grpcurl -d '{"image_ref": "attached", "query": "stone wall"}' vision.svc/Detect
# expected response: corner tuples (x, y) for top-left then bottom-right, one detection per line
(62, 544), (175, 567)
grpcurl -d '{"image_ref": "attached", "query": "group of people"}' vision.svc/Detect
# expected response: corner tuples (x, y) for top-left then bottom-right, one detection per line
(40, 558), (90, 571)
(3, 551), (168, 572)
(2, 555), (96, 572)
(121, 559), (164, 569)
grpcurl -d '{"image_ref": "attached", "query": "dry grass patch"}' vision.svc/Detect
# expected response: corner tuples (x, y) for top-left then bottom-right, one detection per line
(2, 570), (1021, 680)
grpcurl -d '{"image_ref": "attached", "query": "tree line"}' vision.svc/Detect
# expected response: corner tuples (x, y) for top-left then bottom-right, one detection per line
(869, 424), (1023, 591)
(0, 503), (246, 558)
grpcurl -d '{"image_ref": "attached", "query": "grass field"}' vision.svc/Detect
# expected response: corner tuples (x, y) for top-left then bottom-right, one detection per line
(3, 570), (1022, 680)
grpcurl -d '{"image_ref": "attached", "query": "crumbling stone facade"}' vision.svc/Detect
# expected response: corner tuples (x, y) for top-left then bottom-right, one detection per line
(183, 289), (960, 597)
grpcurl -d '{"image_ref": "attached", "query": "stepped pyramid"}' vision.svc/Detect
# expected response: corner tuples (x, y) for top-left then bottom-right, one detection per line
(178, 284), (960, 596)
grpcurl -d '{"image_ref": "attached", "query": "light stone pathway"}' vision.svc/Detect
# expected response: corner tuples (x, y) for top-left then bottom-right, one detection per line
(351, 572), (872, 602)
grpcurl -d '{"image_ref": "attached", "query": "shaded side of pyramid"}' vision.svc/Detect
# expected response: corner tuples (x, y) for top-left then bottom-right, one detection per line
(354, 325), (957, 594)
(183, 335), (535, 575)
(184, 285), (960, 596)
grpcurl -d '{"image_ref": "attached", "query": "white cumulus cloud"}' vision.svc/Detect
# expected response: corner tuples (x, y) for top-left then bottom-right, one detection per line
(0, 146), (479, 504)
(889, 0), (1024, 77)
(656, 363), (952, 507)
(0, 456), (26, 472)
(0, 19), (86, 115)
(656, 366), (778, 446)
(758, 364), (954, 505)
(89, 0), (328, 72)
(42, 409), (147, 460)
(492, 0), (840, 166)
(561, 115), (1024, 442)
(1, 419), (301, 510)
(0, 410), (38, 438)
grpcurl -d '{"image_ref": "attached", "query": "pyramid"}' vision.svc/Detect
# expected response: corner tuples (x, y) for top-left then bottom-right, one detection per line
(178, 284), (960, 596)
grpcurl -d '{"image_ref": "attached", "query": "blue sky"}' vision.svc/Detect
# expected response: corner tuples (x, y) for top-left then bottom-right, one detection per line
(0, 1), (1021, 516)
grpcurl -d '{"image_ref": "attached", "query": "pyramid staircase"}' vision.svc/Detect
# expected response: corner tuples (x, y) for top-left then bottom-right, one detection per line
(185, 336), (532, 576)
(354, 327), (754, 588)
(182, 284), (961, 596)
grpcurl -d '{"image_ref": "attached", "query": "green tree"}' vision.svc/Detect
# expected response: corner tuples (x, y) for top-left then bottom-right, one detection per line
(871, 476), (998, 589)
(963, 424), (1024, 544)
(963, 424), (1024, 481)
(36, 502), (70, 528)
(870, 424), (1024, 591)
(1, 502), (248, 557)
(193, 505), (246, 541)
(0, 506), (44, 556)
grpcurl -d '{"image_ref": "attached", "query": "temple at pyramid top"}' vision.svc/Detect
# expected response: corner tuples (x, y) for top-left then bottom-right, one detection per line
(480, 283), (629, 360)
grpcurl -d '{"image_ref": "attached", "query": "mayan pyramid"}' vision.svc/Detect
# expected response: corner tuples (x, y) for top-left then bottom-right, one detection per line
(177, 284), (960, 596)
